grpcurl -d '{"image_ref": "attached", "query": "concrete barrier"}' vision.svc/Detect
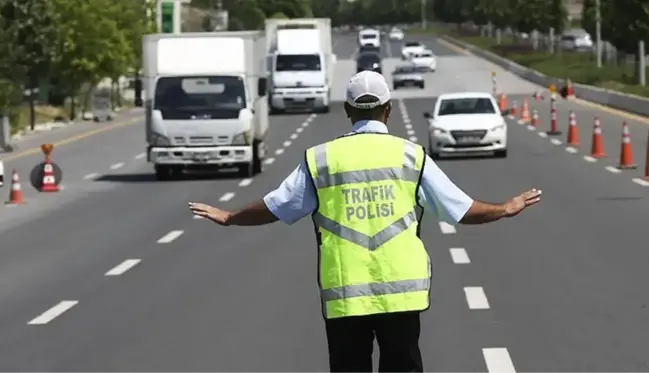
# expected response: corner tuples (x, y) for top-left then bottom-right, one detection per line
(441, 35), (649, 118)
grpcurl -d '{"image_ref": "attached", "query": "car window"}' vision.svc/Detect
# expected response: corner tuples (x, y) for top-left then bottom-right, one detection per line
(404, 42), (420, 47)
(358, 54), (380, 64)
(437, 98), (496, 116)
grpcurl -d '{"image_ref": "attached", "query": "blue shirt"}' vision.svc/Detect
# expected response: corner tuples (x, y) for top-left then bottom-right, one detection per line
(263, 120), (474, 225)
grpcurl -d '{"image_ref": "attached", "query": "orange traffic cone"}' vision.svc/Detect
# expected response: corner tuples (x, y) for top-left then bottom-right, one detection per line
(533, 90), (544, 101)
(509, 101), (517, 119)
(518, 98), (530, 124)
(5, 170), (25, 205)
(530, 109), (539, 127)
(618, 121), (636, 169)
(498, 94), (507, 112)
(566, 111), (579, 146)
(565, 78), (575, 98)
(590, 117), (606, 158)
(41, 160), (59, 192)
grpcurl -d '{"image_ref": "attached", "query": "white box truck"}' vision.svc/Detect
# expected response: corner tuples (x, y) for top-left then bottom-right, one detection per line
(265, 18), (335, 114)
(142, 31), (269, 180)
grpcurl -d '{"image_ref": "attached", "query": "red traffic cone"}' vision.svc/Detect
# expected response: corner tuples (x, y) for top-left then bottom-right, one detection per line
(41, 161), (59, 192)
(530, 109), (539, 128)
(590, 117), (606, 158)
(566, 111), (579, 146)
(5, 170), (25, 205)
(547, 100), (561, 135)
(618, 121), (636, 169)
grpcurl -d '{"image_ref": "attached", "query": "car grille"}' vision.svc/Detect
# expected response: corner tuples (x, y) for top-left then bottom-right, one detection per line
(450, 130), (487, 141)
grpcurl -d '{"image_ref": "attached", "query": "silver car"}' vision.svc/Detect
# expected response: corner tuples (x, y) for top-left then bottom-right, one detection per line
(392, 65), (425, 90)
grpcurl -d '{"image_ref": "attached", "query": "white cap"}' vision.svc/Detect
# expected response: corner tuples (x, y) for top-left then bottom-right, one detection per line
(346, 70), (391, 109)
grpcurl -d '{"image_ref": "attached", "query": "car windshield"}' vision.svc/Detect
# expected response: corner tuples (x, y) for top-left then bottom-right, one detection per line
(405, 42), (420, 47)
(154, 76), (246, 120)
(361, 34), (377, 39)
(358, 54), (380, 64)
(419, 52), (433, 57)
(437, 98), (496, 116)
(276, 54), (321, 72)
(395, 66), (416, 73)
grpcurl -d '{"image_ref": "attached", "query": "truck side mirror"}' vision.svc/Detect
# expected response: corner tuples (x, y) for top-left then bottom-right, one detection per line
(423, 112), (431, 119)
(258, 77), (267, 97)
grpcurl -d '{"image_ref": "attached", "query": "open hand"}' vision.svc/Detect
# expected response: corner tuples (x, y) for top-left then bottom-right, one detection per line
(188, 202), (231, 226)
(504, 189), (542, 217)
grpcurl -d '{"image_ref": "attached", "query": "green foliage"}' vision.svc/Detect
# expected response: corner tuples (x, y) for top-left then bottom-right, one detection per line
(581, 0), (596, 36)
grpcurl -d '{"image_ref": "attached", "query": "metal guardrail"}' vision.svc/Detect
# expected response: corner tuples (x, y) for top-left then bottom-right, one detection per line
(440, 34), (649, 118)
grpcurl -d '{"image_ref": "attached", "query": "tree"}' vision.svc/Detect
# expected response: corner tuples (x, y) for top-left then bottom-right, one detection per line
(548, 0), (568, 34)
(581, 0), (596, 36)
(511, 0), (555, 33)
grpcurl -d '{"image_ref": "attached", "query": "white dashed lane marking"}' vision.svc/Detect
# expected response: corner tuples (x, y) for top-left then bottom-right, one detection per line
(110, 162), (125, 170)
(157, 230), (184, 244)
(409, 136), (418, 142)
(550, 138), (562, 145)
(28, 301), (78, 325)
(239, 178), (253, 187)
(290, 133), (298, 140)
(632, 177), (649, 186)
(264, 157), (275, 165)
(583, 155), (597, 162)
(565, 146), (578, 153)
(105, 259), (141, 276)
(605, 166), (621, 174)
(219, 192), (235, 202)
(449, 248), (470, 264)
(438, 221), (456, 234)
(283, 141), (292, 147)
(296, 127), (303, 133)
(83, 173), (99, 180)
(464, 286), (490, 310)
(538, 132), (548, 138)
(482, 348), (516, 372)
(275, 148), (284, 155)
(135, 152), (146, 160)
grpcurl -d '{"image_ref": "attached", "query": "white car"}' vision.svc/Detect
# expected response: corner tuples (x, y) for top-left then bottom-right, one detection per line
(424, 92), (509, 159)
(358, 28), (381, 48)
(401, 41), (424, 60)
(410, 50), (436, 71)
(0, 159), (3, 187)
(389, 28), (404, 41)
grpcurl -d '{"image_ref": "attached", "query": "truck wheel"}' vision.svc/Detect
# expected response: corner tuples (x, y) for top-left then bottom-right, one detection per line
(239, 162), (254, 178)
(155, 165), (172, 181)
(319, 105), (330, 114)
(253, 142), (264, 175)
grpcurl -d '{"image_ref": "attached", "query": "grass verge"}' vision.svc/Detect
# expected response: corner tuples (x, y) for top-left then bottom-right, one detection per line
(439, 30), (649, 98)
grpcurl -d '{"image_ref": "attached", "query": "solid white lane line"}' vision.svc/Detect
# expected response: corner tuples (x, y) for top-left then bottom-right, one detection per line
(219, 192), (235, 202)
(110, 162), (125, 170)
(105, 259), (141, 276)
(449, 248), (470, 264)
(438, 222), (456, 234)
(157, 230), (184, 244)
(283, 140), (292, 147)
(239, 178), (253, 187)
(464, 286), (490, 309)
(583, 155), (597, 162)
(28, 301), (78, 325)
(632, 177), (649, 186)
(264, 157), (275, 165)
(605, 166), (621, 174)
(482, 348), (516, 372)
(135, 152), (146, 160)
(275, 148), (285, 155)
(83, 173), (99, 180)
(290, 133), (298, 140)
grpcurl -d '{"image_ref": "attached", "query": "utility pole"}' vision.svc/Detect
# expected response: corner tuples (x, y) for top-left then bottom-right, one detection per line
(595, 0), (602, 68)
(421, 0), (427, 30)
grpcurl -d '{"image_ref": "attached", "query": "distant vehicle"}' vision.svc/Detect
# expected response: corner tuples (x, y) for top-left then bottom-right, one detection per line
(389, 28), (404, 41)
(358, 28), (381, 48)
(424, 92), (508, 159)
(559, 29), (593, 51)
(356, 51), (382, 74)
(392, 65), (425, 89)
(410, 50), (436, 72)
(0, 159), (4, 187)
(401, 41), (425, 60)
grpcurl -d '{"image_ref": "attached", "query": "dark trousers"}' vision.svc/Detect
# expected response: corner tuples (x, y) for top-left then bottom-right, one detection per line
(324, 311), (423, 372)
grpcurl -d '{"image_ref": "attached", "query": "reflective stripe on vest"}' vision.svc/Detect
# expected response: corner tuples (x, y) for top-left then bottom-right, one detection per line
(306, 134), (431, 319)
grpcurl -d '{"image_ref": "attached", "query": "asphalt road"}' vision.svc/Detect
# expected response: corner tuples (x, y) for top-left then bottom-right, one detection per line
(0, 31), (647, 371)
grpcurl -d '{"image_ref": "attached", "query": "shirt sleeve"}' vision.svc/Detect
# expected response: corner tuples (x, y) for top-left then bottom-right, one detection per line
(262, 161), (317, 225)
(417, 155), (474, 224)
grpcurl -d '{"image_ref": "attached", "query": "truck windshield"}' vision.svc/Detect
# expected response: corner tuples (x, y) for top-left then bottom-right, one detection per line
(276, 54), (321, 71)
(153, 76), (246, 120)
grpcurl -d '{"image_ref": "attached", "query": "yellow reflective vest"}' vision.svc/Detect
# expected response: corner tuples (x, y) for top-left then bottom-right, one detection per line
(305, 132), (431, 319)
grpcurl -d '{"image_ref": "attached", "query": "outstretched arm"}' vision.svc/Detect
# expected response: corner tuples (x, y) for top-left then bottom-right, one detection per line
(189, 199), (278, 226)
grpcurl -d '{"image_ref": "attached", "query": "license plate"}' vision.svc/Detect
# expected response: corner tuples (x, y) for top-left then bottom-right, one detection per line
(457, 136), (481, 144)
(192, 152), (212, 161)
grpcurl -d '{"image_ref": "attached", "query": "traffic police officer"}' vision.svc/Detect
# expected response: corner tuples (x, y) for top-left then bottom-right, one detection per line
(189, 71), (542, 372)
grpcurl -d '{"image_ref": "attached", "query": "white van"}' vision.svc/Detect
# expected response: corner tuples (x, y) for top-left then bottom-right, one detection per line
(358, 29), (380, 48)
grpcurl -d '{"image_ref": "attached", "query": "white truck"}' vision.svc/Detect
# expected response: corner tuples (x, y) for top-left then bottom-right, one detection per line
(265, 18), (335, 114)
(142, 31), (269, 180)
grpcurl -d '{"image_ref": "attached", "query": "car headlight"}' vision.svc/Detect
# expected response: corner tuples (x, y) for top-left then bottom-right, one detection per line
(430, 127), (447, 134)
(491, 123), (506, 131)
(232, 130), (252, 145)
(151, 132), (171, 146)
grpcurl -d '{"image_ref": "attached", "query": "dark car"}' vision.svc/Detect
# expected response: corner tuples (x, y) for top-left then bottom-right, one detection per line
(356, 52), (382, 74)
(359, 44), (380, 54)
